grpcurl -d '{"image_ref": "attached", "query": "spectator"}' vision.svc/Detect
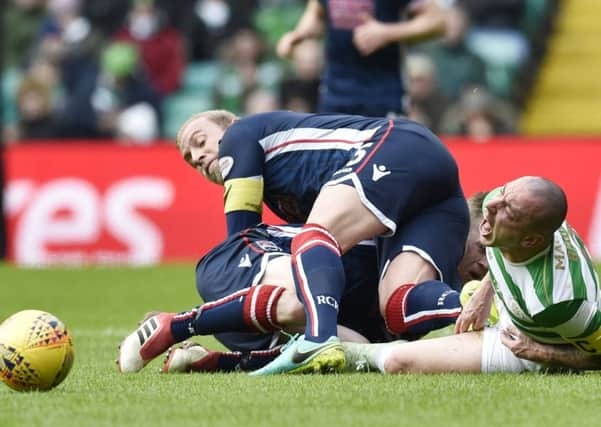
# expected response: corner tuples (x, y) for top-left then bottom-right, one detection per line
(276, 0), (447, 117)
(3, 59), (63, 143)
(91, 42), (161, 141)
(404, 53), (449, 133)
(115, 0), (186, 96)
(215, 28), (282, 114)
(35, 0), (106, 137)
(243, 88), (281, 115)
(461, 0), (530, 98)
(4, 0), (48, 69)
(38, 0), (105, 55)
(81, 0), (130, 36)
(439, 85), (518, 142)
(279, 38), (322, 113)
(418, 4), (487, 101)
(180, 0), (258, 61)
(115, 103), (159, 143)
(14, 77), (62, 140)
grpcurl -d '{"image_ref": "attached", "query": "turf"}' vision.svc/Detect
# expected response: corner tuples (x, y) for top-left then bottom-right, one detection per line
(1, 264), (601, 427)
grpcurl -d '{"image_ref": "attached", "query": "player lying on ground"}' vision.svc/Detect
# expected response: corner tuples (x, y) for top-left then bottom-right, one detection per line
(118, 193), (487, 373)
(343, 177), (601, 373)
(177, 110), (474, 374)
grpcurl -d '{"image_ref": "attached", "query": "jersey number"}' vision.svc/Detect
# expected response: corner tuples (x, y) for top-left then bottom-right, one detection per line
(346, 142), (374, 167)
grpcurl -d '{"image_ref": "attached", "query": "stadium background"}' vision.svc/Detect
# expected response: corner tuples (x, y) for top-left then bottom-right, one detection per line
(2, 2), (601, 425)
(2, 0), (600, 265)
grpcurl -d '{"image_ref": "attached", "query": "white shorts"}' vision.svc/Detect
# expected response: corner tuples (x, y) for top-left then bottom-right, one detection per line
(480, 306), (542, 373)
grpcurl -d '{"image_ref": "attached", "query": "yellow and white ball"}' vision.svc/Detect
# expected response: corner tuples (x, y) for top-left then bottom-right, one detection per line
(0, 310), (74, 391)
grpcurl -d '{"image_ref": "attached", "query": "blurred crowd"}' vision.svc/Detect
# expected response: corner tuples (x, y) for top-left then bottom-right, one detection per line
(3, 0), (556, 144)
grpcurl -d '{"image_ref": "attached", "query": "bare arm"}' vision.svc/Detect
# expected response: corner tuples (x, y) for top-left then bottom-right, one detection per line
(276, 0), (325, 58)
(500, 324), (601, 370)
(455, 274), (494, 334)
(353, 0), (446, 56)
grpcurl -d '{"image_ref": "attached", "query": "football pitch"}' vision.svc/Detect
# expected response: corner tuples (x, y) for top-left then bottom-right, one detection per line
(1, 264), (601, 427)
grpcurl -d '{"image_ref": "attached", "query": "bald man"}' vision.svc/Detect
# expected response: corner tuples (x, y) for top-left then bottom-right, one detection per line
(343, 177), (601, 374)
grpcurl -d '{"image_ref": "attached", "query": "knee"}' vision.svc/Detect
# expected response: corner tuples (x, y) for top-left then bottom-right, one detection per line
(382, 281), (461, 338)
(275, 290), (305, 326)
(381, 283), (414, 334)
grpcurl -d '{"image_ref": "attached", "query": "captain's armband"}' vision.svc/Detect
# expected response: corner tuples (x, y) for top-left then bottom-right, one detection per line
(224, 177), (264, 214)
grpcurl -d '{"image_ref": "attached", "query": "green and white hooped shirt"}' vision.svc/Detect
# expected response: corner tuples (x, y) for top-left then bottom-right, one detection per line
(487, 220), (601, 354)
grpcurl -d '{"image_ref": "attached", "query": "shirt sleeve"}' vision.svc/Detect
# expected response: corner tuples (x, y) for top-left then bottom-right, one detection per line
(218, 118), (266, 234)
(226, 211), (262, 236)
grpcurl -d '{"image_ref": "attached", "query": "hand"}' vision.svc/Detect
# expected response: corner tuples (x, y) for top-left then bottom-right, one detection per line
(276, 31), (302, 59)
(500, 324), (544, 362)
(454, 278), (493, 334)
(352, 13), (393, 56)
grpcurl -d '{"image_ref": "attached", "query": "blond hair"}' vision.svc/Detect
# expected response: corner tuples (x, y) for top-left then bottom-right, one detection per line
(467, 191), (487, 224)
(175, 110), (237, 150)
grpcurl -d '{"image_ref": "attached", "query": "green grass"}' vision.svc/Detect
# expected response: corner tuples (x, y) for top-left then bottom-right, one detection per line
(1, 264), (601, 427)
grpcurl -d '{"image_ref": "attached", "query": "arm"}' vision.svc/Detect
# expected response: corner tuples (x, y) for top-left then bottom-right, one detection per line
(500, 324), (601, 370)
(353, 0), (446, 56)
(276, 0), (325, 58)
(454, 274), (494, 334)
(223, 176), (265, 235)
(219, 120), (266, 236)
(226, 211), (262, 236)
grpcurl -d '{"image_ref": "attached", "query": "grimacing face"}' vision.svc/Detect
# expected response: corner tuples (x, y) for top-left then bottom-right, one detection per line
(177, 117), (226, 184)
(479, 179), (539, 249)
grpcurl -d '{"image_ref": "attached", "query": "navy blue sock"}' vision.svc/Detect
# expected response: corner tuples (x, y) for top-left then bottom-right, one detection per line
(191, 346), (283, 372)
(169, 311), (198, 342)
(385, 280), (461, 339)
(240, 346), (283, 371)
(191, 285), (284, 336)
(291, 224), (345, 343)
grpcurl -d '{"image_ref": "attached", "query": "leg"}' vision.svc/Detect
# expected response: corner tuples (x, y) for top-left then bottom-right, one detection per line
(380, 253), (462, 338)
(118, 255), (302, 374)
(379, 198), (470, 338)
(251, 185), (386, 375)
(117, 284), (289, 374)
(306, 184), (387, 252)
(343, 332), (483, 374)
(383, 333), (483, 373)
(293, 184), (386, 343)
(163, 342), (285, 373)
(165, 324), (369, 374)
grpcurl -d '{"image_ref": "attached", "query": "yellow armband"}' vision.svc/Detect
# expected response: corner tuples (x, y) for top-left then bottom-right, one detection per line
(224, 177), (264, 214)
(567, 328), (601, 355)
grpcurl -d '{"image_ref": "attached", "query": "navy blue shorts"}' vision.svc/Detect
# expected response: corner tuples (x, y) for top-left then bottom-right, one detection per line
(195, 227), (383, 350)
(326, 120), (469, 289)
(195, 227), (289, 352)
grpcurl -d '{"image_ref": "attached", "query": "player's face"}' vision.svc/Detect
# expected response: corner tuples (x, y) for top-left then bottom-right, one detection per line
(458, 226), (488, 284)
(479, 179), (535, 249)
(178, 117), (225, 184)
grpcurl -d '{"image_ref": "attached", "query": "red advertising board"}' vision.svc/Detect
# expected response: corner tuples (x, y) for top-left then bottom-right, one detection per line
(4, 138), (601, 265)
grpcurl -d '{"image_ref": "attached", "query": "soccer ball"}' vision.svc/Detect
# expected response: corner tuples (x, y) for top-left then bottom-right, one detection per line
(0, 310), (74, 391)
